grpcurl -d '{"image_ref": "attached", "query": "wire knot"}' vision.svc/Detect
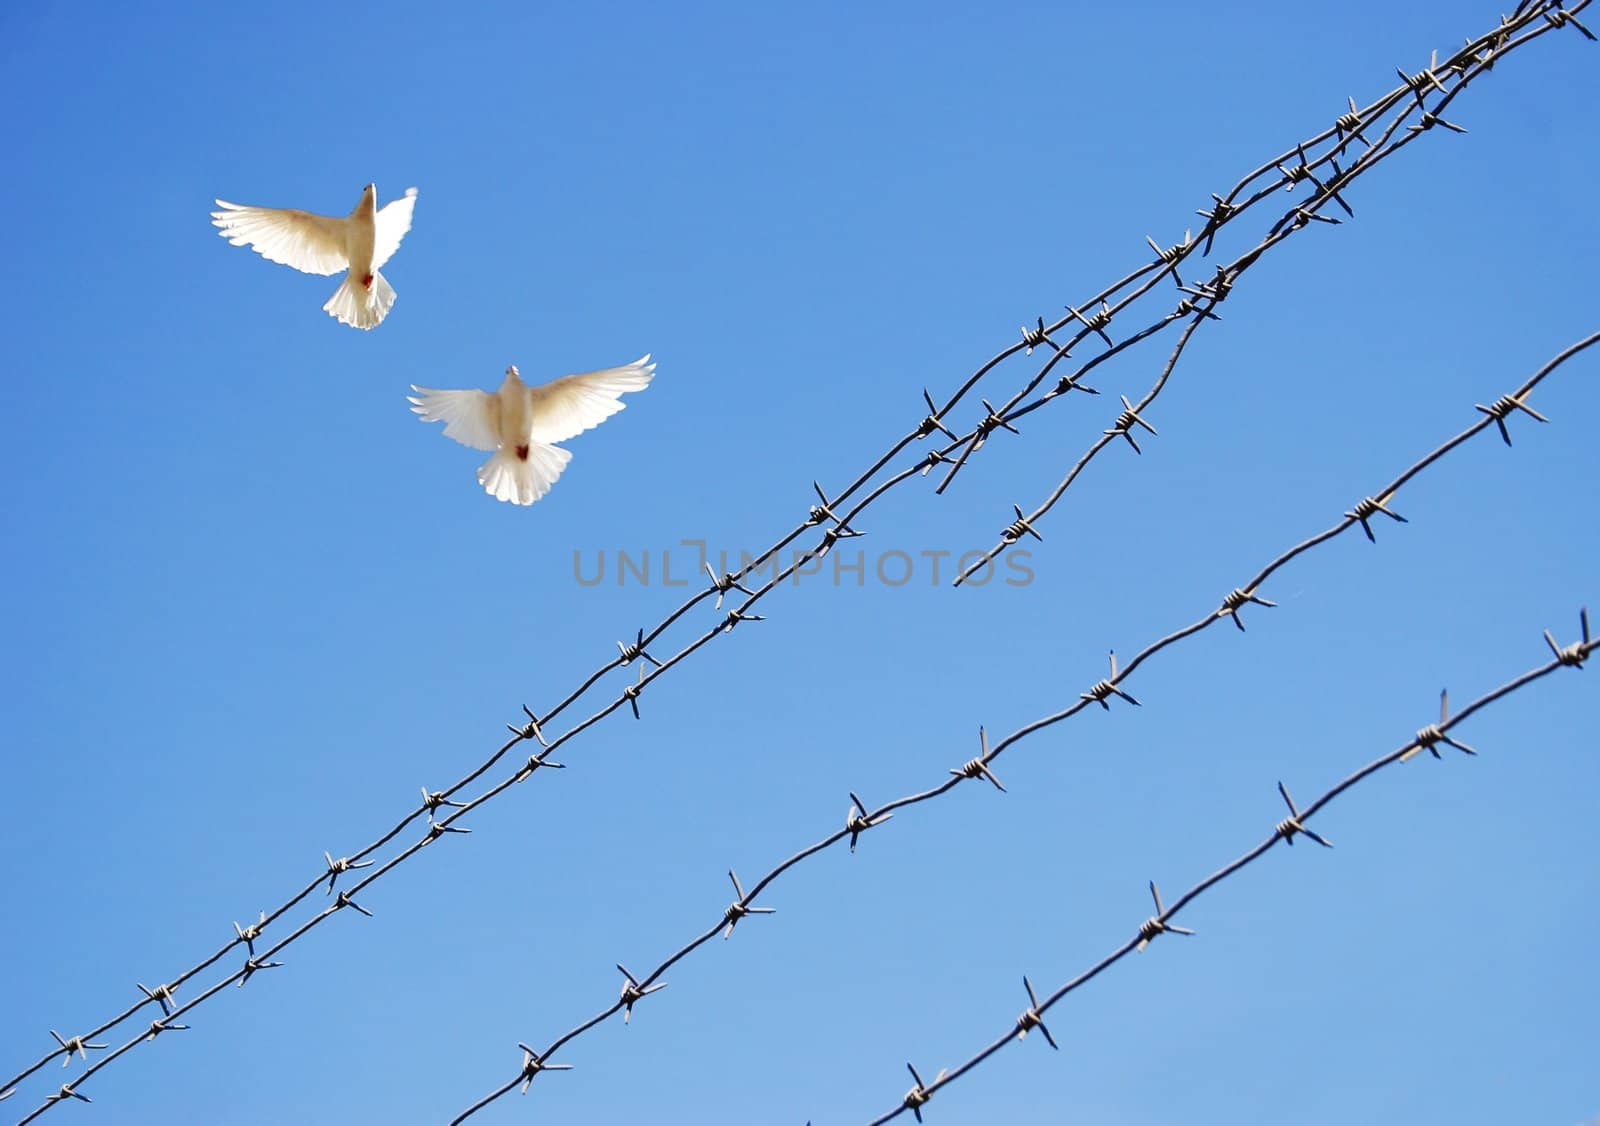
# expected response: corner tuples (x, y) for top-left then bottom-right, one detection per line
(616, 964), (667, 1023)
(1145, 230), (1192, 267)
(421, 786), (470, 815)
(1346, 495), (1407, 542)
(334, 890), (374, 917)
(514, 747), (566, 782)
(516, 1043), (573, 1092)
(1135, 881), (1195, 951)
(722, 609), (767, 633)
(1335, 96), (1370, 145)
(137, 982), (178, 1016)
(1543, 607), (1591, 668)
(50, 1030), (106, 1066)
(1195, 193), (1237, 253)
(721, 869), (775, 938)
(144, 1017), (189, 1041)
(1474, 393), (1548, 445)
(1019, 316), (1050, 354)
(1103, 395), (1158, 454)
(1545, 6), (1597, 39)
(703, 561), (755, 609)
(975, 398), (1020, 441)
(48, 1084), (89, 1106)
(1397, 51), (1449, 99)
(615, 628), (662, 668)
(901, 1062), (946, 1123)
(1274, 781), (1333, 847)
(844, 791), (894, 852)
(1081, 651), (1140, 710)
(1218, 587), (1277, 631)
(1014, 976), (1059, 1049)
(1067, 301), (1115, 347)
(323, 851), (374, 894)
(234, 911), (266, 955)
(1001, 504), (1043, 545)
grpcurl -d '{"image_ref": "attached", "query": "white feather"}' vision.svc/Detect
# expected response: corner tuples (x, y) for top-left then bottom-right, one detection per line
(210, 201), (349, 276)
(527, 355), (656, 444)
(407, 387), (501, 451)
(372, 188), (419, 271)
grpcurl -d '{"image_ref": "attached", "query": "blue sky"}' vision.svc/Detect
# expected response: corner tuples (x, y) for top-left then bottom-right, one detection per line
(2, 1), (1596, 1123)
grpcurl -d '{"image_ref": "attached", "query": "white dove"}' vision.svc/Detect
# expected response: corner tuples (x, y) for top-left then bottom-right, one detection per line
(409, 356), (656, 505)
(211, 183), (418, 329)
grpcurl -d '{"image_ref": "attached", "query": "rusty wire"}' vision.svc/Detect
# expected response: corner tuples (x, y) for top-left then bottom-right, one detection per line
(863, 619), (1594, 1124)
(5, 2), (1591, 1118)
(442, 332), (1597, 1123)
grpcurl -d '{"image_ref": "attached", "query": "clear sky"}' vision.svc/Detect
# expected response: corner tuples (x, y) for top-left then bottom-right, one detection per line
(2, 2), (1596, 1124)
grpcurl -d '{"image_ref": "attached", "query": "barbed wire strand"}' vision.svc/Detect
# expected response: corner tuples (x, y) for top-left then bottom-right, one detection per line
(864, 622), (1594, 1124)
(6, 2), (1589, 1116)
(440, 330), (1597, 1124)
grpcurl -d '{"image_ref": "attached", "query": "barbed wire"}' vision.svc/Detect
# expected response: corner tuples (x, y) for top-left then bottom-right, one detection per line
(863, 620), (1594, 1124)
(440, 332), (1597, 1123)
(6, 2), (1589, 1117)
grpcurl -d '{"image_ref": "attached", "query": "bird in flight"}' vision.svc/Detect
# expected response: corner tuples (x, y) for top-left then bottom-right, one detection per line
(409, 356), (656, 505)
(211, 183), (418, 329)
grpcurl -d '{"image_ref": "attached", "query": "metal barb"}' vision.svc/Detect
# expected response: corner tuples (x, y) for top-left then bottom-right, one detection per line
(1066, 301), (1115, 347)
(1001, 504), (1043, 545)
(47, 1084), (89, 1106)
(1474, 393), (1549, 446)
(1015, 976), (1059, 1050)
(233, 910), (266, 956)
(334, 891), (374, 917)
(1195, 193), (1237, 254)
(237, 956), (283, 987)
(1136, 880), (1196, 951)
(323, 851), (375, 895)
(703, 561), (756, 610)
(1545, 6), (1598, 39)
(616, 628), (662, 669)
(48, 1032), (104, 1067)
(1335, 94), (1373, 146)
(622, 664), (647, 719)
(845, 791), (894, 853)
(1346, 495), (1408, 542)
(1082, 651), (1142, 710)
(421, 786), (469, 814)
(1542, 607), (1591, 668)
(136, 982), (177, 1016)
(516, 1043), (573, 1093)
(616, 964), (667, 1024)
(1403, 687), (1481, 761)
(514, 748), (566, 783)
(144, 1018), (189, 1041)
(902, 1062), (947, 1123)
(1275, 781), (1333, 847)
(1220, 587), (1277, 632)
(721, 869), (775, 938)
(1104, 395), (1158, 454)
(949, 728), (1007, 792)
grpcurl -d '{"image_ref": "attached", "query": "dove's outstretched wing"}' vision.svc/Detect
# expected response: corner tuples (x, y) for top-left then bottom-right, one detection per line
(527, 355), (656, 444)
(211, 201), (349, 276)
(372, 188), (419, 271)
(408, 387), (502, 450)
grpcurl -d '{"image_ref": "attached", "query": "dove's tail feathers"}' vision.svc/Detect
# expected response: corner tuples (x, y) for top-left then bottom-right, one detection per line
(323, 270), (396, 330)
(477, 442), (572, 506)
